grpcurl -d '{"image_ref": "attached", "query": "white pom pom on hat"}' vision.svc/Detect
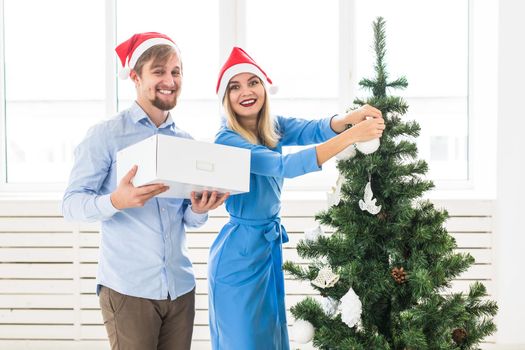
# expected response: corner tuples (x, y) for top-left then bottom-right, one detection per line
(216, 47), (277, 102)
(118, 67), (131, 80)
(115, 32), (180, 80)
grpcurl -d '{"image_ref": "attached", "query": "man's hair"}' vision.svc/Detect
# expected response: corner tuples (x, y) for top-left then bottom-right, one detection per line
(133, 45), (181, 77)
(223, 79), (280, 148)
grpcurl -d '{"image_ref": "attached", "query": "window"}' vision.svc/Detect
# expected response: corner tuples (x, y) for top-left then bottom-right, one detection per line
(245, 0), (340, 190)
(3, 0), (105, 184)
(0, 0), (495, 195)
(116, 0), (220, 141)
(354, 0), (469, 181)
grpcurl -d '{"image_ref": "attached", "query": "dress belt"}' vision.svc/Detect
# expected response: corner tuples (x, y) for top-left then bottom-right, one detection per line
(229, 215), (289, 244)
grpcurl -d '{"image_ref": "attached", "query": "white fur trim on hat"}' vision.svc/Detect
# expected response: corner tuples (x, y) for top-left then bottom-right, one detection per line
(217, 63), (271, 102)
(128, 37), (180, 70)
(118, 38), (181, 80)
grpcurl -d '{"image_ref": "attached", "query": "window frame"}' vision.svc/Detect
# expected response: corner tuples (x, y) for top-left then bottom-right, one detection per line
(0, 0), (497, 198)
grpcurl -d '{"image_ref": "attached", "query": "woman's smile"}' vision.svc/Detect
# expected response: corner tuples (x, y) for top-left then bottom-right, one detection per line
(239, 98), (257, 107)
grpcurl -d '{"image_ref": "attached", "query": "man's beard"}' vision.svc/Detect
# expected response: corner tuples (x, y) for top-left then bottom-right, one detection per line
(152, 95), (177, 111)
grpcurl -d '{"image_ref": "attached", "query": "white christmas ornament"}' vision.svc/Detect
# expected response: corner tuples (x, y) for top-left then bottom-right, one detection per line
(326, 188), (340, 207)
(339, 287), (362, 328)
(321, 297), (341, 318)
(312, 266), (340, 289)
(304, 225), (324, 241)
(326, 174), (345, 207)
(293, 319), (315, 344)
(336, 144), (357, 160)
(356, 138), (380, 154)
(359, 181), (381, 215)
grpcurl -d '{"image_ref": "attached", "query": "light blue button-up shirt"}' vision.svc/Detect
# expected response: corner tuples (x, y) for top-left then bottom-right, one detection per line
(62, 102), (208, 300)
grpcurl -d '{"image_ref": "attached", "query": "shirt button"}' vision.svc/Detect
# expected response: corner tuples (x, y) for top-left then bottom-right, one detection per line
(161, 208), (166, 212)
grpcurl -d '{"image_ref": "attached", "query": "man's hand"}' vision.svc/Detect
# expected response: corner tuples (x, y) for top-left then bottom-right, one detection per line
(110, 165), (169, 210)
(190, 191), (230, 214)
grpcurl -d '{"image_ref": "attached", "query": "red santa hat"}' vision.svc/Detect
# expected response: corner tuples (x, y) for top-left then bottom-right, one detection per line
(216, 47), (277, 102)
(115, 32), (180, 79)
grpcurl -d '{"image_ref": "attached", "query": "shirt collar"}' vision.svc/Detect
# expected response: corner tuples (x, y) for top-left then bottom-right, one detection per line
(129, 101), (176, 129)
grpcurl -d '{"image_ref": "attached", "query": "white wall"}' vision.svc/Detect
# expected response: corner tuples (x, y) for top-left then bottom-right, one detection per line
(495, 0), (525, 344)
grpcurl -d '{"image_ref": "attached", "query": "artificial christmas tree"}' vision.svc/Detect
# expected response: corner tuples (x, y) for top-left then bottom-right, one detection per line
(284, 17), (497, 350)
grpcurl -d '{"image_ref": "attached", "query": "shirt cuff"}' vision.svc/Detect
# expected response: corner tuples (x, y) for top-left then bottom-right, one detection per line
(299, 147), (322, 174)
(323, 116), (339, 139)
(186, 206), (209, 222)
(95, 193), (120, 219)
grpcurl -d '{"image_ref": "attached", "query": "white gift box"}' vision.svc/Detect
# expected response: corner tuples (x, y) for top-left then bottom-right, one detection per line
(116, 134), (250, 199)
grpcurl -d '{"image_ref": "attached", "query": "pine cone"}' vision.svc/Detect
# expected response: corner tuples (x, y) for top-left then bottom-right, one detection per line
(377, 211), (387, 221)
(391, 267), (407, 284)
(452, 328), (467, 344)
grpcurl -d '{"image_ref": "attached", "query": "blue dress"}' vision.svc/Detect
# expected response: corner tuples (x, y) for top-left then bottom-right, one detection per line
(208, 115), (337, 349)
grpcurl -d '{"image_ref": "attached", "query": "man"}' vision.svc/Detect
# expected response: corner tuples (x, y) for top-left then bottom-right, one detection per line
(62, 32), (227, 350)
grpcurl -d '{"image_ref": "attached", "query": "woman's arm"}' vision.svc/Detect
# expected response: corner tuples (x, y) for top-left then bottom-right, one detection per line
(215, 114), (384, 179)
(277, 115), (337, 146)
(330, 104), (383, 133)
(216, 129), (321, 179)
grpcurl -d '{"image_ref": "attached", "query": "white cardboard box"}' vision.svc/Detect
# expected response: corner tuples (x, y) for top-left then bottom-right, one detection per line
(116, 134), (250, 199)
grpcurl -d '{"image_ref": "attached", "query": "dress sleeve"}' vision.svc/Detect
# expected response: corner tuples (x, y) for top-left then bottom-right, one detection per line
(215, 128), (322, 179)
(276, 115), (338, 146)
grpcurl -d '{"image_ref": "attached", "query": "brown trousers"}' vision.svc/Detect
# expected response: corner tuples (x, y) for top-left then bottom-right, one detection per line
(99, 286), (195, 350)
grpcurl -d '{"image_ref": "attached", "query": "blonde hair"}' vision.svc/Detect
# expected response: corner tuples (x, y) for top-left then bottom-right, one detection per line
(223, 83), (280, 148)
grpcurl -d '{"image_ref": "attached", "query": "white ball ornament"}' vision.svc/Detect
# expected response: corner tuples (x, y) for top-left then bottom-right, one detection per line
(304, 225), (323, 241)
(326, 187), (341, 207)
(335, 144), (357, 160)
(321, 297), (341, 318)
(356, 138), (380, 154)
(293, 319), (315, 344)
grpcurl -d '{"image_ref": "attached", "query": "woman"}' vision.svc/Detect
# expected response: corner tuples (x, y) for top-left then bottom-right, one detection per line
(208, 47), (385, 349)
